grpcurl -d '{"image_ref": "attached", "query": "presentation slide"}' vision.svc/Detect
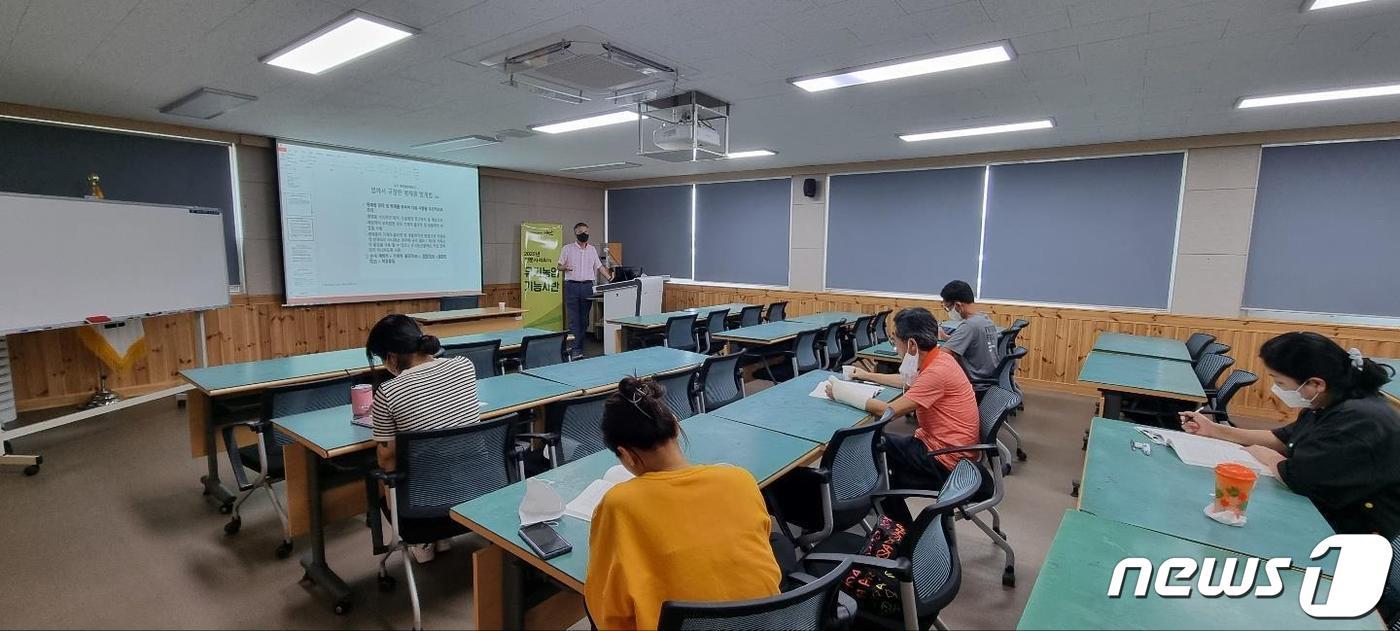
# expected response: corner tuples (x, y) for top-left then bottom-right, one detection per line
(275, 141), (482, 305)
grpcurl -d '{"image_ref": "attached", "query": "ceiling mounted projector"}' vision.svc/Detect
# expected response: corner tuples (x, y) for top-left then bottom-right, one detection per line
(637, 90), (731, 162)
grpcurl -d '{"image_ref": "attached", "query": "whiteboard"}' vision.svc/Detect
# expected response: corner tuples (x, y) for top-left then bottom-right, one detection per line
(0, 192), (230, 334)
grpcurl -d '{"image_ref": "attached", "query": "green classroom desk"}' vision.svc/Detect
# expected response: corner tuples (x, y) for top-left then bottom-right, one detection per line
(1376, 358), (1398, 409)
(788, 311), (867, 327)
(607, 303), (751, 351)
(449, 414), (821, 627)
(408, 306), (526, 336)
(711, 320), (824, 347)
(270, 372), (582, 615)
(523, 346), (708, 394)
(1092, 332), (1193, 362)
(439, 327), (565, 353)
(1017, 510), (1378, 630)
(1077, 349), (1206, 419)
(856, 340), (945, 365)
(710, 369), (900, 443)
(1078, 418), (1338, 576)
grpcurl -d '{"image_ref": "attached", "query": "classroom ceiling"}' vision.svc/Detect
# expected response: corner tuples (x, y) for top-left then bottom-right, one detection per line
(1, 0), (1399, 181)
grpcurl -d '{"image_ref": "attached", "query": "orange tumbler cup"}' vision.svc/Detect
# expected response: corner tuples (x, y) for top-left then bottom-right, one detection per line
(1212, 463), (1258, 517)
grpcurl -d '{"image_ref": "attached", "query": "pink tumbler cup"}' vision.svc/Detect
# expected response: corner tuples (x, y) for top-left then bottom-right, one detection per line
(351, 384), (373, 417)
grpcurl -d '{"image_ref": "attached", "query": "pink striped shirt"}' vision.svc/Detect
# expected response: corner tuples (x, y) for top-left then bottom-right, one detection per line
(558, 242), (603, 282)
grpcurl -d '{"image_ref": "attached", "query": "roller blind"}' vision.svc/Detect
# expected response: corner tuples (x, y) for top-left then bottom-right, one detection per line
(694, 178), (790, 286)
(606, 185), (693, 278)
(826, 167), (984, 295)
(980, 153), (1184, 309)
(1244, 139), (1400, 317)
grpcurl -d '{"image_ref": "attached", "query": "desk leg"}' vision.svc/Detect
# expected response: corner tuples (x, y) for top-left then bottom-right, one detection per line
(189, 391), (236, 510)
(1100, 391), (1123, 420)
(472, 544), (525, 630)
(613, 327), (626, 353)
(299, 451), (353, 614)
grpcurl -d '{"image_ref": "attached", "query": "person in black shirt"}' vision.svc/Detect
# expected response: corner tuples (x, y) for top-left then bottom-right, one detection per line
(1179, 331), (1399, 538)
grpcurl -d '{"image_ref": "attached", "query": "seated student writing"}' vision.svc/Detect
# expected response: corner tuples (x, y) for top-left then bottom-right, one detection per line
(937, 280), (1002, 391)
(584, 377), (780, 630)
(365, 314), (481, 561)
(1180, 332), (1399, 538)
(830, 308), (982, 516)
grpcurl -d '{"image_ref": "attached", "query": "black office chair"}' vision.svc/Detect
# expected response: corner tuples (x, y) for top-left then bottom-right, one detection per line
(439, 339), (502, 377)
(767, 301), (788, 322)
(871, 309), (892, 345)
(1208, 369), (1258, 426)
(657, 559), (853, 631)
(851, 315), (875, 352)
(653, 313), (700, 351)
(1201, 341), (1231, 356)
(770, 412), (893, 552)
(925, 386), (1021, 587)
(1185, 332), (1216, 361)
(995, 319), (1029, 359)
(990, 347), (1030, 463)
(1381, 534), (1399, 630)
(766, 328), (823, 383)
(220, 375), (355, 558)
(803, 459), (984, 631)
(654, 368), (699, 420)
(1194, 352), (1235, 394)
(524, 390), (612, 468)
(738, 305), (764, 328)
(696, 309), (730, 355)
(818, 320), (847, 371)
(693, 353), (745, 412)
(517, 331), (569, 370)
(367, 418), (524, 630)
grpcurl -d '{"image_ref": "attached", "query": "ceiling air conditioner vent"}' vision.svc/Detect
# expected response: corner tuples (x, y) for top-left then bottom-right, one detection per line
(477, 26), (684, 105)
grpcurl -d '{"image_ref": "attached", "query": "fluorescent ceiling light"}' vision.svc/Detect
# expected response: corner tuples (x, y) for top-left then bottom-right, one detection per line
(725, 149), (777, 159)
(560, 161), (642, 173)
(899, 119), (1054, 142)
(159, 88), (257, 119)
(411, 134), (500, 152)
(1236, 83), (1400, 108)
(262, 11), (416, 75)
(529, 110), (639, 134)
(790, 43), (1013, 93)
(1303, 0), (1375, 9)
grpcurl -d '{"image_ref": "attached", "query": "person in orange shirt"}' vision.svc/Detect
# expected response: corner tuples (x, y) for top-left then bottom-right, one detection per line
(584, 377), (781, 630)
(829, 307), (982, 521)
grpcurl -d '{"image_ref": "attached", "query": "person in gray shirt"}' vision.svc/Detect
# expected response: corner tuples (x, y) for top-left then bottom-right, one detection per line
(938, 280), (1001, 391)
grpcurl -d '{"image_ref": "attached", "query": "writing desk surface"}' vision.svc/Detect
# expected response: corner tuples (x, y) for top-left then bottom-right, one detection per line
(1376, 358), (1398, 403)
(710, 370), (900, 443)
(438, 327), (560, 350)
(1079, 418), (1336, 575)
(711, 320), (823, 344)
(1092, 332), (1193, 362)
(449, 414), (820, 588)
(523, 346), (708, 392)
(788, 311), (867, 327)
(1078, 350), (1206, 401)
(608, 303), (751, 328)
(1017, 510), (1374, 630)
(408, 307), (525, 323)
(273, 373), (582, 458)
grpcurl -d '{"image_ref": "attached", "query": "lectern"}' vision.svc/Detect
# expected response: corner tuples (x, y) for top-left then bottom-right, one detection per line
(596, 275), (668, 354)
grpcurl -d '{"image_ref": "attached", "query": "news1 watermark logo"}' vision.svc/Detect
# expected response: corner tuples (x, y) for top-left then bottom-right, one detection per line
(1107, 534), (1393, 619)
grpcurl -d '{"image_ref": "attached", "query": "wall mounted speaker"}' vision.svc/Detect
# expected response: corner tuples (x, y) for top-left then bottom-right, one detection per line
(803, 178), (818, 198)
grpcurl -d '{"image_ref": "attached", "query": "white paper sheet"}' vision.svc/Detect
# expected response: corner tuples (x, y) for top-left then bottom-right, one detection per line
(809, 378), (883, 401)
(563, 465), (635, 522)
(1136, 427), (1274, 477)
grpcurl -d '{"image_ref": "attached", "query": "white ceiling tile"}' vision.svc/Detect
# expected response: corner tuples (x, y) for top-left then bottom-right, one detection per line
(979, 0), (1065, 22)
(1066, 0), (1151, 28)
(1012, 13), (1148, 53)
(1016, 45), (1080, 81)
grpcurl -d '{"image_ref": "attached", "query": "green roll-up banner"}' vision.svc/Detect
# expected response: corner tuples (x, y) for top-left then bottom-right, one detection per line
(520, 222), (564, 331)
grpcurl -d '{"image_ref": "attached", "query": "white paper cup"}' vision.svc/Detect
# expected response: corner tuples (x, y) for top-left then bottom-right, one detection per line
(498, 302), (506, 310)
(842, 366), (856, 380)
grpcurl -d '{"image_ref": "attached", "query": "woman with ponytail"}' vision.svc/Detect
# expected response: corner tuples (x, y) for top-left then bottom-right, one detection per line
(583, 377), (780, 630)
(365, 314), (481, 562)
(1180, 332), (1400, 537)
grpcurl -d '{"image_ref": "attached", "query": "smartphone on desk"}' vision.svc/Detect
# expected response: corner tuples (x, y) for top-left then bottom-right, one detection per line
(519, 522), (572, 560)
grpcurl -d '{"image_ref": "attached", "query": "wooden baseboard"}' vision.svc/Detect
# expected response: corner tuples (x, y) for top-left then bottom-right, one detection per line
(16, 379), (186, 412)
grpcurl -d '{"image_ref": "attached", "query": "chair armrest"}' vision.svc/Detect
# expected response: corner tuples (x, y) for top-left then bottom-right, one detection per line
(368, 468), (406, 488)
(803, 552), (910, 580)
(925, 443), (999, 457)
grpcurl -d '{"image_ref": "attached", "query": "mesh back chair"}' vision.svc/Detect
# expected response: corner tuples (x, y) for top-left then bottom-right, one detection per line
(924, 386), (1022, 587)
(991, 347), (1030, 464)
(697, 309), (730, 355)
(657, 559), (853, 631)
(1194, 352), (1235, 394)
(766, 328), (823, 383)
(220, 375), (355, 558)
(1185, 332), (1216, 361)
(527, 391), (613, 468)
(367, 418), (524, 630)
(654, 368), (699, 420)
(872, 309), (892, 345)
(662, 313), (700, 351)
(1202, 341), (1231, 356)
(1382, 534), (1400, 630)
(439, 339), (502, 378)
(819, 320), (847, 371)
(519, 331), (569, 369)
(738, 305), (764, 328)
(694, 353), (745, 412)
(851, 315), (876, 352)
(995, 320), (1029, 358)
(767, 301), (788, 322)
(1208, 369), (1258, 426)
(772, 413), (893, 551)
(804, 459), (984, 631)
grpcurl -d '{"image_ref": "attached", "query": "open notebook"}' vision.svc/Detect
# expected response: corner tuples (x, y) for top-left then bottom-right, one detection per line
(564, 465), (636, 522)
(808, 377), (883, 401)
(1135, 426), (1275, 477)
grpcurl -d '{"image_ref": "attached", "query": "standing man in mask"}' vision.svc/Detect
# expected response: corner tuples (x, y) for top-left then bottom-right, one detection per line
(558, 222), (612, 359)
(938, 279), (1002, 393)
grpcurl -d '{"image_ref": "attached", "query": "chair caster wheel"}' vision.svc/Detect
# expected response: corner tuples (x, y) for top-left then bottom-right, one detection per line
(224, 517), (241, 535)
(995, 529), (1008, 540)
(23, 464), (40, 476)
(1001, 462), (1012, 477)
(1002, 568), (1016, 587)
(378, 575), (397, 592)
(1070, 481), (1080, 498)
(218, 503), (233, 515)
(275, 541), (293, 559)
(1016, 448), (1027, 462)
(334, 599), (352, 615)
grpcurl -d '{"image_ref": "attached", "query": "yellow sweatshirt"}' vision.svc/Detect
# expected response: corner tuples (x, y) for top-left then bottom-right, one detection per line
(584, 464), (782, 630)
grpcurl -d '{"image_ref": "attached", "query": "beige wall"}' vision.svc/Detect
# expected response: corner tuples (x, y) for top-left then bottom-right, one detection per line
(788, 174), (827, 292)
(1170, 146), (1262, 317)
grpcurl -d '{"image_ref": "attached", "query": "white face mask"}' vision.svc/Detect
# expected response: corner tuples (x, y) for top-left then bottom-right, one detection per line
(518, 478), (564, 526)
(897, 342), (920, 387)
(944, 305), (963, 323)
(1271, 382), (1317, 409)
